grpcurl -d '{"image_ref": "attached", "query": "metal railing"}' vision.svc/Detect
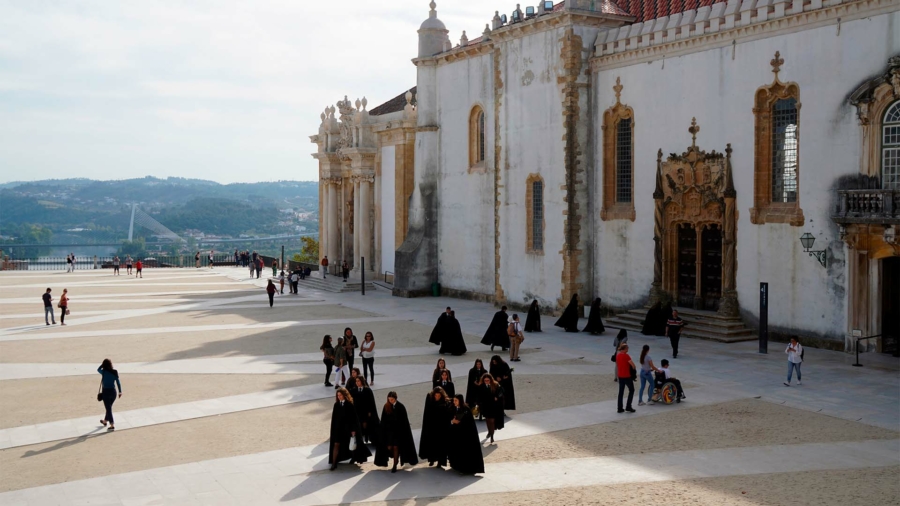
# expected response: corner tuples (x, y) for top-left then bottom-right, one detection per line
(833, 189), (900, 224)
(1, 254), (239, 271)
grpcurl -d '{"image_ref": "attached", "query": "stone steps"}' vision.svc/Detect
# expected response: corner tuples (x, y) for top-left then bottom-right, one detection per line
(605, 307), (756, 343)
(297, 276), (376, 294)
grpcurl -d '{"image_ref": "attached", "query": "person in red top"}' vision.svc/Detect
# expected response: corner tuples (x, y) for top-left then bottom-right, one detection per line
(135, 260), (143, 278)
(615, 343), (637, 413)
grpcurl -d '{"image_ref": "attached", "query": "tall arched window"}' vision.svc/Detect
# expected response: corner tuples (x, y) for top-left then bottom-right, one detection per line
(526, 174), (544, 254)
(772, 98), (799, 203)
(469, 106), (486, 170)
(601, 77), (635, 221)
(883, 101), (900, 190)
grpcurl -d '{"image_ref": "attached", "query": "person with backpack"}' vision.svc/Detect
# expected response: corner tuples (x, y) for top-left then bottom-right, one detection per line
(321, 256), (329, 279)
(784, 336), (803, 386)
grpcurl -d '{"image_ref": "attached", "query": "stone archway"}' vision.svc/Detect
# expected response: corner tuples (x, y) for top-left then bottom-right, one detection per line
(649, 119), (739, 316)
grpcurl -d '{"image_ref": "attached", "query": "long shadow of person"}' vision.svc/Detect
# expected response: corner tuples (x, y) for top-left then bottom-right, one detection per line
(21, 428), (108, 458)
(338, 465), (482, 504)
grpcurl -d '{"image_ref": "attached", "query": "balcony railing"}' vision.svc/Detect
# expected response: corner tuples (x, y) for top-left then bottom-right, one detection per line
(833, 189), (900, 224)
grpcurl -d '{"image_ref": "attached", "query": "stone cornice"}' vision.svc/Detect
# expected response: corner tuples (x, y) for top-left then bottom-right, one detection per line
(591, 0), (898, 71)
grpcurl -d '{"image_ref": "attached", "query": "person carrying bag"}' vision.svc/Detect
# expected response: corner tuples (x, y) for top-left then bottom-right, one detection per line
(507, 314), (524, 362)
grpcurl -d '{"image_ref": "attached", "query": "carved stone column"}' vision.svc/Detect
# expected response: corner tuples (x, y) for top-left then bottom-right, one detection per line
(353, 176), (360, 272)
(326, 178), (340, 275)
(359, 174), (374, 273)
(694, 226), (703, 310)
(649, 149), (668, 305)
(718, 144), (740, 317)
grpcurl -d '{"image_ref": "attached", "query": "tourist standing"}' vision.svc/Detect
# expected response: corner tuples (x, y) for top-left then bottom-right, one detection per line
(360, 331), (375, 386)
(478, 374), (505, 444)
(97, 359), (122, 431)
(616, 343), (636, 413)
(321, 256), (329, 278)
(612, 329), (628, 381)
(784, 337), (803, 386)
(265, 280), (276, 307)
(439, 311), (467, 356)
(195, 251), (201, 268)
(582, 297), (606, 334)
(272, 259), (278, 277)
(638, 344), (660, 406)
(234, 249), (239, 265)
(341, 260), (349, 282)
(465, 359), (485, 409)
(42, 288), (56, 326)
(278, 270), (285, 294)
(125, 255), (133, 275)
(342, 327), (358, 371)
(58, 288), (69, 326)
(290, 270), (299, 293)
(489, 355), (516, 410)
(480, 305), (510, 351)
(71, 253), (77, 272)
(328, 388), (371, 471)
(555, 293), (580, 332)
(333, 337), (350, 388)
(320, 335), (335, 387)
(419, 387), (452, 467)
(134, 259), (143, 278)
(524, 299), (542, 332)
(255, 257), (263, 279)
(248, 256), (255, 277)
(208, 250), (215, 268)
(666, 309), (685, 358)
(507, 314), (524, 362)
(429, 307), (451, 346)
(374, 392), (418, 473)
(66, 254), (72, 273)
(352, 377), (380, 444)
(448, 394), (485, 475)
(112, 255), (120, 276)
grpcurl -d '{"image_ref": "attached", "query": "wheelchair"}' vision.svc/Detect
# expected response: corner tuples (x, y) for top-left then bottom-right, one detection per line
(651, 371), (684, 405)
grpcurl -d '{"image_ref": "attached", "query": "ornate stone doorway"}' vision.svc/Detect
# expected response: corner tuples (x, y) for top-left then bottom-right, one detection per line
(650, 119), (738, 316)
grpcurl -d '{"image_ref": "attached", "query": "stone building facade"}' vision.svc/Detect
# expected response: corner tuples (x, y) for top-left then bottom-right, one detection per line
(313, 0), (900, 351)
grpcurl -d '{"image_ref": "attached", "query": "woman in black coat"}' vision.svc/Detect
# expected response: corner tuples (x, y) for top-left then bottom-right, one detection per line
(583, 297), (606, 335)
(375, 391), (418, 473)
(439, 311), (467, 355)
(351, 377), (380, 444)
(448, 394), (485, 475)
(478, 374), (505, 444)
(435, 369), (455, 398)
(418, 387), (452, 467)
(524, 300), (542, 332)
(554, 293), (580, 332)
(489, 355), (516, 411)
(329, 388), (372, 471)
(432, 358), (451, 387)
(641, 301), (662, 335)
(465, 359), (486, 409)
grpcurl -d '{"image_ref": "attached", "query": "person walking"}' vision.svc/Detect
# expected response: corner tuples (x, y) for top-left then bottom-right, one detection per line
(58, 288), (70, 326)
(554, 293), (581, 332)
(480, 306), (510, 352)
(432, 358), (451, 387)
(351, 377), (380, 444)
(507, 314), (524, 362)
(342, 327), (359, 371)
(278, 270), (285, 294)
(374, 392), (418, 473)
(439, 310), (467, 356)
(638, 344), (661, 406)
(208, 250), (215, 268)
(360, 331), (375, 386)
(333, 337), (350, 388)
(125, 255), (133, 275)
(290, 270), (299, 293)
(272, 259), (278, 277)
(320, 335), (335, 387)
(582, 297), (606, 335)
(97, 359), (122, 431)
(255, 257), (263, 279)
(248, 255), (255, 277)
(524, 299), (542, 332)
(419, 387), (452, 468)
(465, 359), (485, 410)
(42, 288), (56, 326)
(436, 369), (455, 398)
(195, 251), (201, 269)
(66, 253), (73, 273)
(666, 309), (685, 358)
(616, 343), (637, 413)
(321, 256), (329, 279)
(478, 374), (505, 444)
(71, 254), (77, 271)
(784, 336), (803, 386)
(447, 394), (485, 475)
(134, 259), (143, 278)
(112, 255), (120, 276)
(328, 388), (371, 471)
(489, 355), (516, 411)
(612, 329), (628, 381)
(265, 280), (276, 307)
(341, 260), (350, 282)
(234, 249), (239, 266)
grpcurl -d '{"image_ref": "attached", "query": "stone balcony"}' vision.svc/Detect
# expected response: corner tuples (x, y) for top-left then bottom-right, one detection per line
(832, 189), (900, 225)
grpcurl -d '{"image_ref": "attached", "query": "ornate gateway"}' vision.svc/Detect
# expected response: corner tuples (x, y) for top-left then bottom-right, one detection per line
(649, 119), (739, 316)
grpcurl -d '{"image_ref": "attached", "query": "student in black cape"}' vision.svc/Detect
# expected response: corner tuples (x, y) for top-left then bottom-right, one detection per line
(466, 359), (486, 409)
(489, 355), (516, 410)
(448, 394), (485, 475)
(658, 302), (673, 336)
(583, 297), (606, 335)
(329, 388), (371, 471)
(351, 377), (380, 444)
(480, 306), (510, 351)
(478, 373), (505, 444)
(432, 358), (451, 387)
(641, 301), (663, 335)
(554, 293), (580, 332)
(439, 311), (467, 355)
(524, 299), (542, 332)
(418, 386), (453, 467)
(436, 369), (455, 398)
(375, 391), (418, 473)
(429, 307), (451, 346)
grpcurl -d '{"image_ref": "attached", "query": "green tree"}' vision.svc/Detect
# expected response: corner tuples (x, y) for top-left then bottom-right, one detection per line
(117, 238), (148, 258)
(292, 236), (319, 263)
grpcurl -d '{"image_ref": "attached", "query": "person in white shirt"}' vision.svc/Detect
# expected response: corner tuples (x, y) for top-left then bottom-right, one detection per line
(658, 359), (684, 402)
(784, 336), (803, 386)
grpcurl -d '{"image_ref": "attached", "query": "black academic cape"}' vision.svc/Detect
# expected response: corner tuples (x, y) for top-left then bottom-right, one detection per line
(429, 313), (449, 345)
(477, 384), (505, 430)
(432, 368), (452, 387)
(583, 298), (606, 334)
(418, 395), (452, 464)
(641, 302), (663, 336)
(439, 317), (467, 355)
(465, 367), (486, 406)
(481, 310), (511, 348)
(328, 400), (372, 464)
(374, 401), (419, 467)
(352, 387), (381, 444)
(490, 362), (516, 410)
(435, 380), (456, 399)
(554, 295), (580, 332)
(448, 405), (485, 474)
(524, 301), (542, 332)
(659, 302), (673, 336)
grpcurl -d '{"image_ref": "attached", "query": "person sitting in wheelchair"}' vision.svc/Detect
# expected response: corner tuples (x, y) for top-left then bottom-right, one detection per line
(657, 359), (685, 403)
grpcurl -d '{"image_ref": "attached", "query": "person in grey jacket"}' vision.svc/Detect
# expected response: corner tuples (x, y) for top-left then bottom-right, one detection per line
(332, 337), (350, 388)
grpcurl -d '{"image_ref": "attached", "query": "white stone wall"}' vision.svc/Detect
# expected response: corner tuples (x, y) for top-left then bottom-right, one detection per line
(592, 11), (900, 339)
(381, 145), (396, 274)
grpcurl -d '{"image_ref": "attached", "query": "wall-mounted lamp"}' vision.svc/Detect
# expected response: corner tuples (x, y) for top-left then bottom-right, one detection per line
(800, 233), (827, 268)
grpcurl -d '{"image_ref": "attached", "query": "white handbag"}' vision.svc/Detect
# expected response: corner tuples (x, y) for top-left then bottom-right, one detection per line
(348, 437), (357, 451)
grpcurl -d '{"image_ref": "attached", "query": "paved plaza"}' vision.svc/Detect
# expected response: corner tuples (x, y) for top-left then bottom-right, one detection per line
(0, 268), (897, 505)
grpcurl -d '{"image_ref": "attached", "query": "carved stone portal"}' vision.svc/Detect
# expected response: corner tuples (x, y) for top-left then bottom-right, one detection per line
(650, 119), (739, 316)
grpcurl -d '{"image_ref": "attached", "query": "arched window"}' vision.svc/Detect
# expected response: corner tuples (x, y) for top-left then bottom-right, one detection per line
(469, 106), (486, 170)
(600, 77), (635, 221)
(526, 174), (544, 254)
(772, 98), (799, 203)
(882, 101), (900, 190)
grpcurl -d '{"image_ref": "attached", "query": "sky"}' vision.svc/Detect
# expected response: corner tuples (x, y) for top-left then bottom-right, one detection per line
(0, 0), (520, 184)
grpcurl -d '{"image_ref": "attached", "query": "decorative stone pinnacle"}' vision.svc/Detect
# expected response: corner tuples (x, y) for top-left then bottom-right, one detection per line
(460, 30), (468, 46)
(771, 51), (784, 78)
(355, 98), (361, 111)
(405, 90), (413, 105)
(361, 97), (367, 111)
(613, 77), (623, 103)
(689, 117), (700, 146)
(429, 1), (437, 16)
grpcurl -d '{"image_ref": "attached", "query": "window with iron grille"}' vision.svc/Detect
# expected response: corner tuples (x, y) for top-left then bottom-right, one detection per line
(771, 98), (799, 203)
(616, 118), (632, 203)
(478, 112), (485, 163)
(532, 180), (543, 251)
(883, 101), (900, 190)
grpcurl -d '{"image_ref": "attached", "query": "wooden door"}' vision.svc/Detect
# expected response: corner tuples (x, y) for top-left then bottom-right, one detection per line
(677, 224), (697, 308)
(701, 225), (722, 311)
